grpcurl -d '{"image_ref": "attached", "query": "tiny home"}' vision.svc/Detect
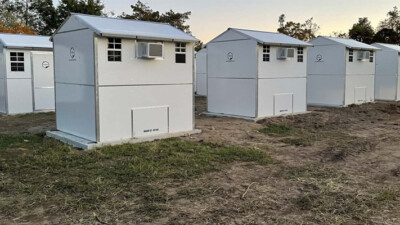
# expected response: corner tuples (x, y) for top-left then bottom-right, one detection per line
(206, 28), (312, 120)
(47, 14), (200, 149)
(371, 43), (400, 101)
(195, 48), (207, 96)
(0, 33), (55, 115)
(308, 36), (380, 107)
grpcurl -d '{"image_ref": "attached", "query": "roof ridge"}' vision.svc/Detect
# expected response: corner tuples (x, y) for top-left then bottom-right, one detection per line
(73, 13), (173, 27)
(230, 28), (281, 35)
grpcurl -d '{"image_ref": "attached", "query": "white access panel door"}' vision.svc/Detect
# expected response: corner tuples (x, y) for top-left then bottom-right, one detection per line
(132, 106), (169, 138)
(274, 93), (294, 116)
(31, 52), (55, 111)
(354, 87), (367, 104)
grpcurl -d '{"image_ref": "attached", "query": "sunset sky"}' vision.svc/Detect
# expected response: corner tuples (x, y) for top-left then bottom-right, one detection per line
(58, 0), (400, 43)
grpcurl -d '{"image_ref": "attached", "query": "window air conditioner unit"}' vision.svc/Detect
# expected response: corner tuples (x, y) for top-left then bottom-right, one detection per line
(277, 48), (295, 60)
(357, 51), (370, 61)
(138, 42), (164, 59)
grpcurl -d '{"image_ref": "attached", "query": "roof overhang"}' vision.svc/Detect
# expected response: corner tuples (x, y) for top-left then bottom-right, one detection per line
(3, 46), (52, 51)
(259, 42), (313, 47)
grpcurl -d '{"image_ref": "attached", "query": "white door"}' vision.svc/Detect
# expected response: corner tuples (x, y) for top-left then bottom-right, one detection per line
(274, 93), (294, 116)
(31, 52), (55, 111)
(354, 87), (367, 104)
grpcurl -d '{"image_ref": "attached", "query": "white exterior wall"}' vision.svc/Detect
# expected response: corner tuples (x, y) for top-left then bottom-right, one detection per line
(0, 45), (6, 113)
(207, 39), (258, 118)
(96, 37), (194, 142)
(397, 57), (400, 100)
(307, 43), (347, 106)
(345, 49), (375, 105)
(257, 45), (307, 117)
(195, 49), (207, 96)
(54, 29), (97, 141)
(374, 49), (399, 101)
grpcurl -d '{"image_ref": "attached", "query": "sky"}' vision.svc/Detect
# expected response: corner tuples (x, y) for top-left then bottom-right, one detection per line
(54, 0), (400, 43)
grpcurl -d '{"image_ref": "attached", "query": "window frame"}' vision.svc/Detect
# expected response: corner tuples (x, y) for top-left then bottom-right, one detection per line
(10, 52), (25, 72)
(297, 47), (304, 63)
(263, 45), (270, 62)
(369, 51), (374, 63)
(175, 42), (186, 64)
(349, 49), (354, 62)
(107, 38), (122, 62)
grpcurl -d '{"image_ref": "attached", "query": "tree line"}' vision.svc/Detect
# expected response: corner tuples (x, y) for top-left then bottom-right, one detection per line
(278, 6), (400, 44)
(0, 0), (191, 35)
(1, 0), (400, 47)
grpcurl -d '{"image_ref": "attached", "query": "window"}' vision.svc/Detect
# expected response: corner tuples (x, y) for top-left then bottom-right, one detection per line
(108, 38), (121, 62)
(263, 45), (270, 62)
(349, 49), (353, 62)
(297, 47), (304, 62)
(369, 51), (374, 63)
(175, 43), (186, 63)
(10, 52), (24, 72)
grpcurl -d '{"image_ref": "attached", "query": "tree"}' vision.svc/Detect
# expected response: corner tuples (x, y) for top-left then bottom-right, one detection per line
(331, 31), (348, 38)
(375, 7), (400, 44)
(195, 42), (203, 52)
(378, 6), (400, 32)
(0, 0), (104, 35)
(0, 0), (36, 34)
(0, 21), (36, 34)
(277, 14), (320, 41)
(122, 0), (192, 33)
(373, 28), (400, 44)
(30, 0), (58, 35)
(57, 0), (105, 26)
(348, 17), (375, 44)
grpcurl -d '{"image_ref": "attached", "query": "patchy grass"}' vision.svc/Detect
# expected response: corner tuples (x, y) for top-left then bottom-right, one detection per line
(0, 134), (271, 223)
(321, 137), (378, 162)
(285, 165), (399, 224)
(260, 124), (293, 136)
(391, 167), (400, 177)
(281, 137), (313, 147)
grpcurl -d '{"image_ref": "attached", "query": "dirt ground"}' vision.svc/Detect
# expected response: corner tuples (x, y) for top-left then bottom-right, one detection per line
(1, 97), (400, 224)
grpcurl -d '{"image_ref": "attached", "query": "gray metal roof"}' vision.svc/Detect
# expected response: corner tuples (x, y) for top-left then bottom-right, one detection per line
(230, 28), (312, 47)
(372, 43), (400, 52)
(62, 14), (198, 42)
(321, 36), (380, 50)
(0, 33), (52, 49)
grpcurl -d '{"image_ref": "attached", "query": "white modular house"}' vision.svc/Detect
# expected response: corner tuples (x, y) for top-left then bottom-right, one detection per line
(308, 36), (380, 107)
(0, 33), (55, 115)
(47, 14), (200, 149)
(371, 43), (400, 101)
(195, 48), (207, 96)
(206, 28), (312, 120)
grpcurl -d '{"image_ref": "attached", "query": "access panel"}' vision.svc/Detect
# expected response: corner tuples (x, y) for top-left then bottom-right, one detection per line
(274, 93), (294, 116)
(132, 106), (169, 138)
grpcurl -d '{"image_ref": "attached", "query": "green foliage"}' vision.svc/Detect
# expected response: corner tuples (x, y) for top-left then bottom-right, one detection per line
(121, 0), (192, 33)
(374, 7), (400, 44)
(277, 14), (320, 41)
(0, 0), (104, 35)
(195, 42), (203, 52)
(373, 28), (400, 44)
(349, 17), (375, 44)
